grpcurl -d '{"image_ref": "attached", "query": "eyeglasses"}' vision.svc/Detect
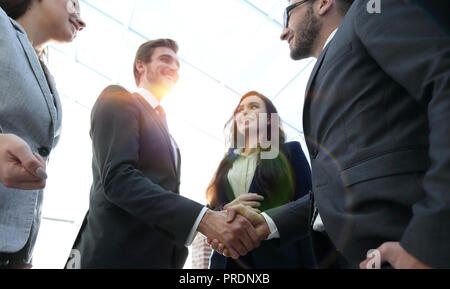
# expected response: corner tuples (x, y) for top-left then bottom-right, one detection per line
(283, 0), (311, 28)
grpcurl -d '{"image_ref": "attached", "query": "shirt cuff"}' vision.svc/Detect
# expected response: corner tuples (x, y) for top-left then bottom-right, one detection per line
(313, 213), (325, 232)
(261, 212), (280, 240)
(185, 207), (209, 246)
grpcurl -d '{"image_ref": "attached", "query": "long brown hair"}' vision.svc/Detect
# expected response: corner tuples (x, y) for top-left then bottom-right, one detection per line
(206, 91), (294, 209)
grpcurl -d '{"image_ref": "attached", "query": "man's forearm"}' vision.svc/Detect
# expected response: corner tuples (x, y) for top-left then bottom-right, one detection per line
(264, 194), (311, 245)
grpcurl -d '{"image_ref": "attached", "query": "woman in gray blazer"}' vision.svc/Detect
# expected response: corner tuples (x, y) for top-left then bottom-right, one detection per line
(0, 0), (85, 268)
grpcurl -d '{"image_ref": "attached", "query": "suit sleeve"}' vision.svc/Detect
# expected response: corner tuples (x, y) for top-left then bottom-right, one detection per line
(91, 88), (204, 248)
(264, 194), (311, 246)
(354, 0), (450, 268)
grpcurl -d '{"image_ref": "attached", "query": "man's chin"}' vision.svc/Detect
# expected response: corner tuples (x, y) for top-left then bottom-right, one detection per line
(152, 84), (173, 97)
(290, 48), (310, 60)
(162, 82), (176, 92)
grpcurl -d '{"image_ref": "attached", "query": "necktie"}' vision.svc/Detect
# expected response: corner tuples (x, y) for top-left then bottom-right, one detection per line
(155, 105), (178, 170)
(155, 105), (169, 131)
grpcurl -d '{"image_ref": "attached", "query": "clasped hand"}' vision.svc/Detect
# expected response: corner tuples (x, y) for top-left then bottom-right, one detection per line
(202, 193), (270, 259)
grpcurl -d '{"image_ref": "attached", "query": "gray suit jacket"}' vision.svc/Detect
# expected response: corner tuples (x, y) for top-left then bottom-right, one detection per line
(267, 0), (450, 268)
(0, 7), (62, 262)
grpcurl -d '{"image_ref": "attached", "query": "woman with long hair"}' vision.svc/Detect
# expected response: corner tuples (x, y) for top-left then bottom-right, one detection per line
(0, 0), (85, 268)
(206, 91), (315, 269)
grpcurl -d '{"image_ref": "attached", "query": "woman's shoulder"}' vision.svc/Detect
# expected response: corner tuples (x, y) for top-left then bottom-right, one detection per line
(281, 141), (303, 155)
(0, 8), (15, 38)
(0, 6), (7, 22)
(0, 7), (21, 33)
(281, 141), (310, 163)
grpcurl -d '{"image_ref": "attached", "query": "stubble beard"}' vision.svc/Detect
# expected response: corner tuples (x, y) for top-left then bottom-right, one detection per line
(291, 5), (322, 60)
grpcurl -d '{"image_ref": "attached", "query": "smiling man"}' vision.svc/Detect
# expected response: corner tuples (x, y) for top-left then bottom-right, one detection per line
(67, 39), (261, 269)
(214, 0), (450, 269)
(275, 0), (450, 269)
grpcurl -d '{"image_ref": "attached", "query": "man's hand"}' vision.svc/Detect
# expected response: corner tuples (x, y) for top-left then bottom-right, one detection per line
(0, 134), (47, 190)
(197, 209), (261, 259)
(360, 242), (432, 269)
(207, 204), (270, 258)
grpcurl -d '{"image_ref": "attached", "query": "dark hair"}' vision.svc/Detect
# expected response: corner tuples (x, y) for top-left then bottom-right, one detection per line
(0, 0), (33, 20)
(206, 91), (294, 209)
(337, 0), (355, 15)
(133, 38), (179, 85)
(307, 0), (354, 16)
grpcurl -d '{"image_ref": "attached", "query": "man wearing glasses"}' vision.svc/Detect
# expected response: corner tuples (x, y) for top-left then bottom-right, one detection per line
(213, 0), (450, 269)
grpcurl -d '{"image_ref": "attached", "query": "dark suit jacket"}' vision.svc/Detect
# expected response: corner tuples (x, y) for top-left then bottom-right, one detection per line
(69, 85), (204, 268)
(266, 0), (450, 268)
(210, 142), (316, 269)
(411, 0), (450, 34)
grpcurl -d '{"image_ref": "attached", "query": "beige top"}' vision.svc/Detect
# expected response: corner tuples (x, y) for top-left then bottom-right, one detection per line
(227, 148), (260, 199)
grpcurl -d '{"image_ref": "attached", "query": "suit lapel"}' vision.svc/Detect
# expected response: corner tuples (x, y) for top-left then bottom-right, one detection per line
(170, 137), (182, 179)
(15, 29), (58, 137)
(248, 168), (258, 194)
(41, 61), (62, 138)
(134, 93), (178, 177)
(304, 44), (331, 99)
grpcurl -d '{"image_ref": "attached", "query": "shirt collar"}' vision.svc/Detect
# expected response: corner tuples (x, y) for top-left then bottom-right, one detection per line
(136, 88), (160, 109)
(323, 28), (338, 51)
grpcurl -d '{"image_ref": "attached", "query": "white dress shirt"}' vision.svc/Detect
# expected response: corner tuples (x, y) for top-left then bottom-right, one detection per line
(227, 148), (260, 198)
(263, 28), (338, 240)
(135, 88), (208, 246)
(136, 88), (179, 168)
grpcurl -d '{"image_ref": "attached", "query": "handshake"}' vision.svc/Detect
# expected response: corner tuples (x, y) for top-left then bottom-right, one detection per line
(197, 194), (270, 259)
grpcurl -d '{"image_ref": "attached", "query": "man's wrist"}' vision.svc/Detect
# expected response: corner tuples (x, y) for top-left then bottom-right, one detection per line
(258, 221), (271, 240)
(261, 212), (280, 240)
(186, 207), (209, 246)
(197, 209), (213, 235)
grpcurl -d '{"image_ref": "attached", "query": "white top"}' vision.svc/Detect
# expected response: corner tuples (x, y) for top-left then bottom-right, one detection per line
(227, 148), (260, 198)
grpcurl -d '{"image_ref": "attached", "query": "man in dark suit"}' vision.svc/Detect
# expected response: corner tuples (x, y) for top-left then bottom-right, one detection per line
(213, 0), (450, 269)
(409, 0), (450, 34)
(66, 39), (260, 269)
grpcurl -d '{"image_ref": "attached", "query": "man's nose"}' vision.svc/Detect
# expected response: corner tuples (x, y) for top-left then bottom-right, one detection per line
(76, 16), (86, 31)
(167, 60), (179, 70)
(280, 27), (289, 41)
